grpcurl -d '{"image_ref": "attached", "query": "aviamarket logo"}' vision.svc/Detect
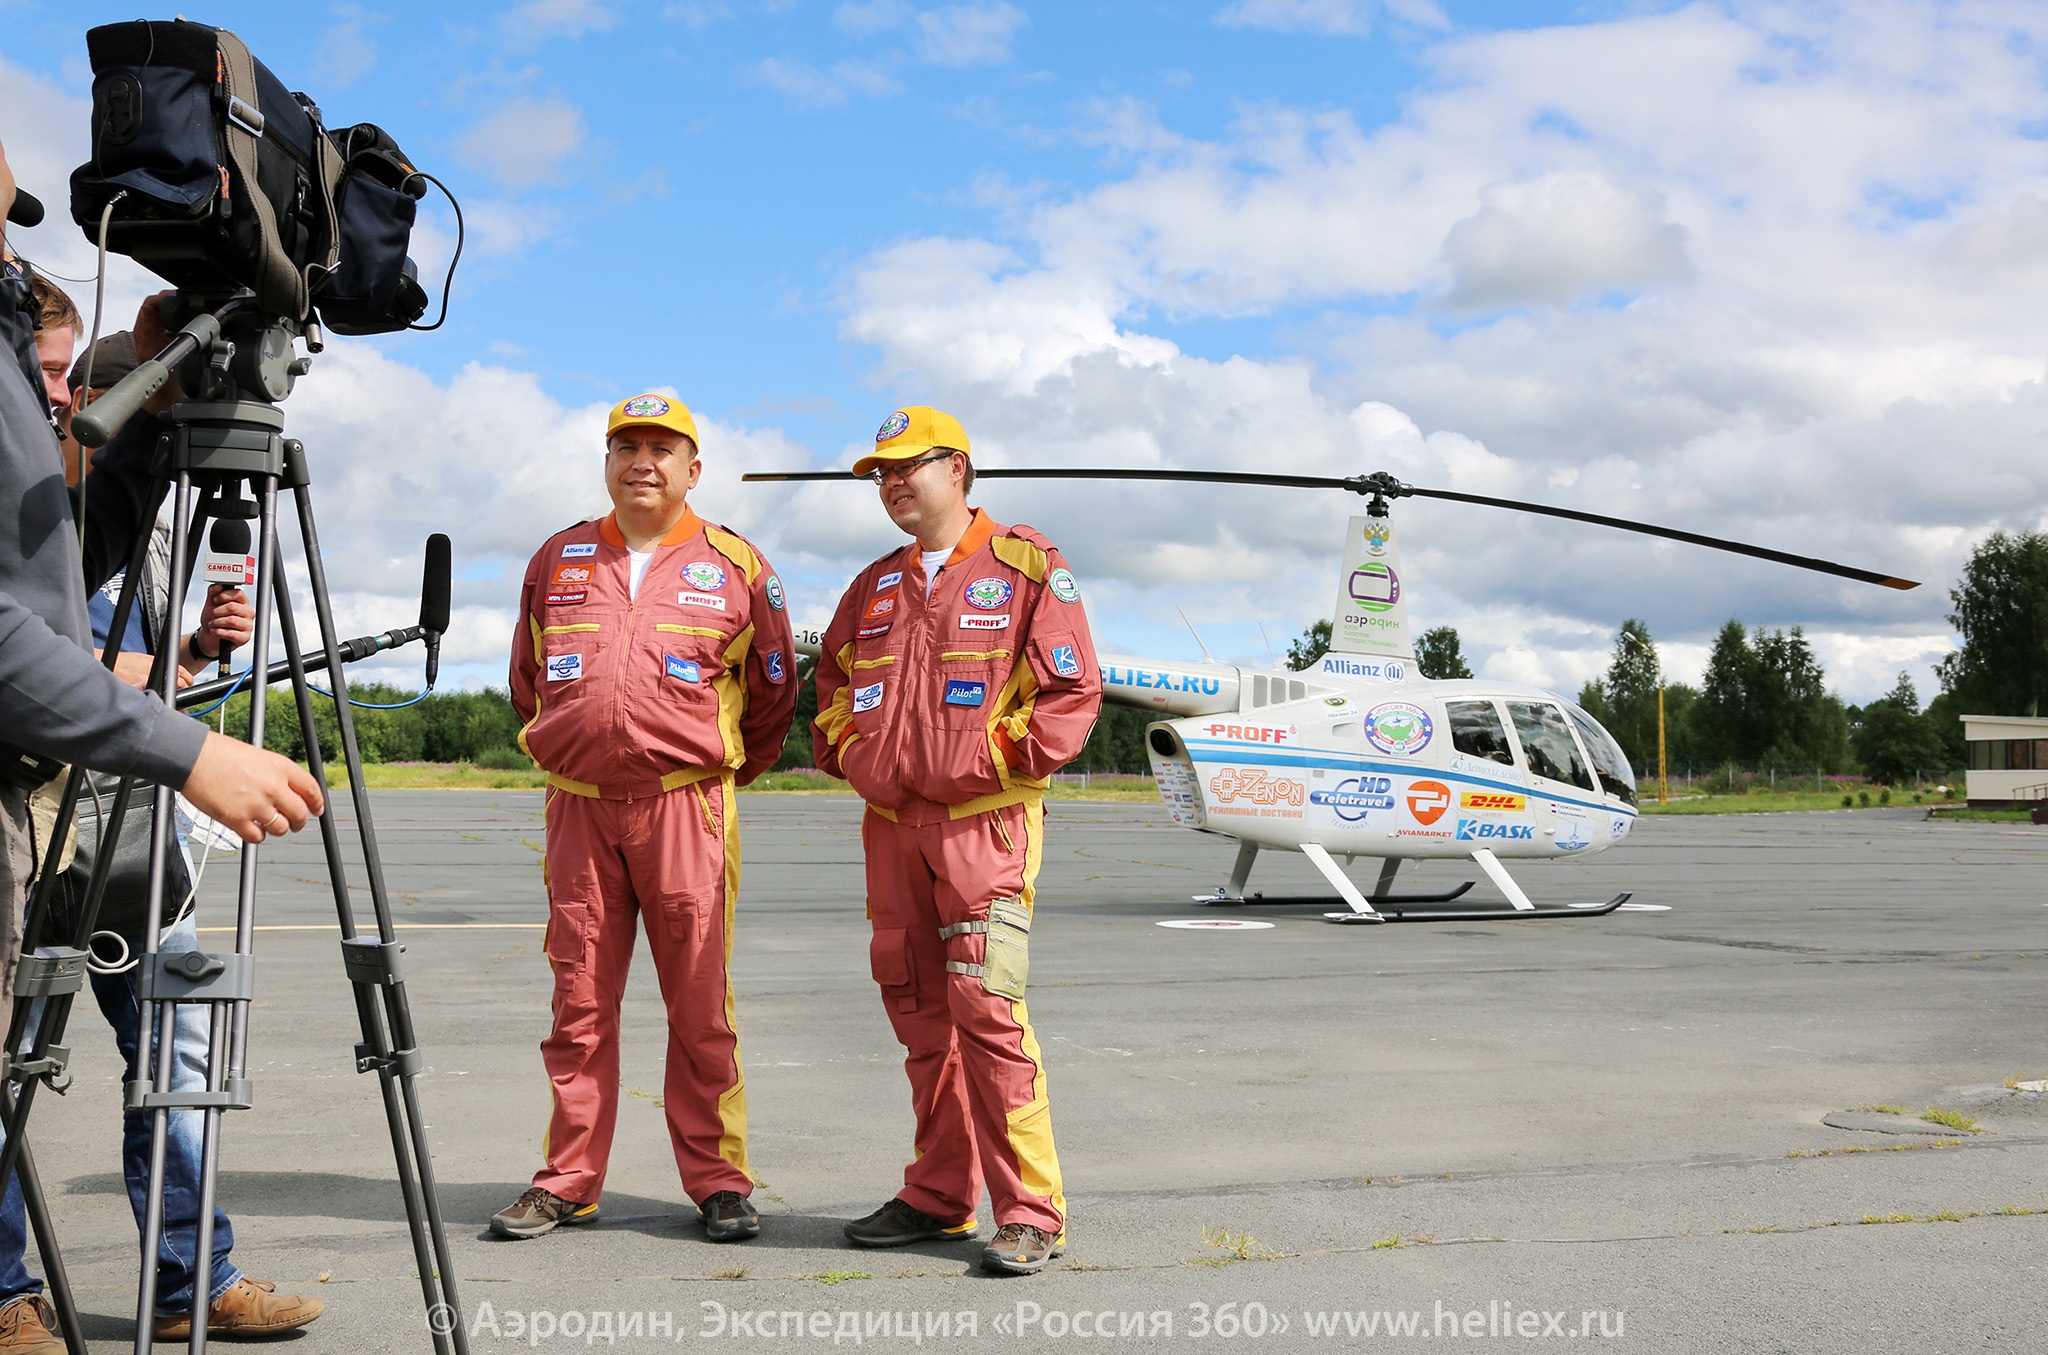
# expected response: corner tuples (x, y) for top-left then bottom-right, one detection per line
(1405, 781), (1451, 826)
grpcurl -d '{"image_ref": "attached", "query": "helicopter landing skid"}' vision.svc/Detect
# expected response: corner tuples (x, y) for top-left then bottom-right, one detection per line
(1193, 881), (1476, 906)
(1330, 894), (1633, 924)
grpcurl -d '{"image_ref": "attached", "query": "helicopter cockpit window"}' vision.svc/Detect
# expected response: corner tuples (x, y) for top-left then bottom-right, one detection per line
(1447, 700), (1516, 765)
(1505, 701), (1597, 793)
(1563, 702), (1638, 806)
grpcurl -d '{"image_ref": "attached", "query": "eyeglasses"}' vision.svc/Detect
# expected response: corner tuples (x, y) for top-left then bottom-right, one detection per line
(864, 451), (955, 485)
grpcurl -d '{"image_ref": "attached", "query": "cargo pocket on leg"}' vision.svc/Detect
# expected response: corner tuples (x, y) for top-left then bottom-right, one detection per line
(870, 927), (916, 1012)
(979, 894), (1030, 1001)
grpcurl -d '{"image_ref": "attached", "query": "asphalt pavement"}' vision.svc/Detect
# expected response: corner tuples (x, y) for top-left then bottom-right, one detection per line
(19, 792), (2047, 1351)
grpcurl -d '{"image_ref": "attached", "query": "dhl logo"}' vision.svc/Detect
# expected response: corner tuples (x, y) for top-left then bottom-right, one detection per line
(1459, 792), (1526, 812)
(1207, 768), (1306, 807)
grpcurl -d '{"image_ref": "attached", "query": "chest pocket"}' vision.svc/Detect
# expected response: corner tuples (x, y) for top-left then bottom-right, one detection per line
(935, 647), (1011, 730)
(652, 621), (727, 704)
(539, 621), (608, 702)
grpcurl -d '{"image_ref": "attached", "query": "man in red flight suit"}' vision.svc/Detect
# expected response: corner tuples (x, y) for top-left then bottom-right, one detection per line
(499, 393), (796, 1244)
(814, 406), (1102, 1275)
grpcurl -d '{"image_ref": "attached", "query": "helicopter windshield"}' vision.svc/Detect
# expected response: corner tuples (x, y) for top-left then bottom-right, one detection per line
(1505, 701), (1598, 794)
(1446, 700), (1516, 765)
(1563, 703), (1639, 806)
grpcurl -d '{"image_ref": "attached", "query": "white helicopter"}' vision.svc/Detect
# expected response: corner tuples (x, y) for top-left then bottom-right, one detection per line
(758, 466), (1916, 925)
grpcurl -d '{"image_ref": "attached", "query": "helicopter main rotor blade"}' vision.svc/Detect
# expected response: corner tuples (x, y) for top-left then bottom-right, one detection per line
(738, 465), (1918, 589)
(1401, 485), (1918, 590)
(738, 468), (1354, 489)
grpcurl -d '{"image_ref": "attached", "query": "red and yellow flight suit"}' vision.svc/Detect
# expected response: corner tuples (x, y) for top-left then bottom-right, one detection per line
(814, 509), (1102, 1235)
(511, 507), (795, 1206)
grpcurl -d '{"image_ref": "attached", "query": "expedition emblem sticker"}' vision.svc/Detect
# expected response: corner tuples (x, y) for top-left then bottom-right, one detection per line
(681, 561), (727, 592)
(966, 577), (1012, 609)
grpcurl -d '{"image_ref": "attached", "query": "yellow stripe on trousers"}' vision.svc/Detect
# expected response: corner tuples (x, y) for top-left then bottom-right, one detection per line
(1003, 797), (1064, 1220)
(714, 774), (752, 1181)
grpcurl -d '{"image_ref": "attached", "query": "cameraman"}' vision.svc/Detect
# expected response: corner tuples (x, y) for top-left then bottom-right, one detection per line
(0, 287), (324, 1348)
(1, 143), (323, 1344)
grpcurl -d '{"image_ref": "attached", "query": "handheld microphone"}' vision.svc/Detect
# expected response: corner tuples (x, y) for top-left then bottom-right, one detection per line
(202, 517), (256, 676)
(420, 533), (451, 689)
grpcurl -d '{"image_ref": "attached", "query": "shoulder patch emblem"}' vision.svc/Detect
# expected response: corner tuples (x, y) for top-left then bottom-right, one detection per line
(1048, 567), (1081, 604)
(681, 561), (727, 592)
(965, 577), (1012, 610)
(765, 574), (785, 611)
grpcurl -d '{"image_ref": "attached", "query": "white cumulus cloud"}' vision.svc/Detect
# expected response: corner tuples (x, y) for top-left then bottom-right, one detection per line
(455, 96), (589, 190)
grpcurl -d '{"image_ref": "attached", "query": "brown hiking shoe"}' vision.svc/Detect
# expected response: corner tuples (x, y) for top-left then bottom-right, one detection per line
(0, 1295), (64, 1355)
(152, 1278), (324, 1339)
(698, 1190), (761, 1242)
(980, 1222), (1065, 1275)
(844, 1198), (979, 1248)
(491, 1185), (599, 1239)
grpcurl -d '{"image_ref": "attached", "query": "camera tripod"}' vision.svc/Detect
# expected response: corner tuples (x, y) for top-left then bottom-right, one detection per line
(2, 299), (468, 1355)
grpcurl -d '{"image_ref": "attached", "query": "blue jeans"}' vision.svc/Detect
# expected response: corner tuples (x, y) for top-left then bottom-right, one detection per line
(0, 913), (240, 1314)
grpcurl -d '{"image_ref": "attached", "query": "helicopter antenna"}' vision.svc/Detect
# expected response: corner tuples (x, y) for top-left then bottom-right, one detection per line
(741, 466), (1918, 590)
(1177, 604), (1220, 664)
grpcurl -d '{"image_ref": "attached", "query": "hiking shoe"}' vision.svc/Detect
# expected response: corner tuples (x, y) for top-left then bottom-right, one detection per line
(152, 1278), (324, 1339)
(0, 1295), (63, 1355)
(844, 1198), (979, 1248)
(699, 1190), (760, 1242)
(980, 1222), (1065, 1275)
(491, 1186), (599, 1239)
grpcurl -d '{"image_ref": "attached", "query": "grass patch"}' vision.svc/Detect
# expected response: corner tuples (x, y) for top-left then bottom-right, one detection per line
(326, 761), (547, 790)
(710, 1267), (747, 1280)
(804, 1271), (872, 1286)
(1198, 1225), (1282, 1264)
(1860, 1210), (1976, 1225)
(1787, 1138), (1966, 1158)
(1639, 790), (1909, 816)
(319, 763), (1166, 799)
(1930, 808), (2039, 822)
(1370, 1234), (1409, 1250)
(1920, 1106), (1982, 1133)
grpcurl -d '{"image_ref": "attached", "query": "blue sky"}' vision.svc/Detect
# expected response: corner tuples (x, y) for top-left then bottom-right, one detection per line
(13, 0), (1540, 448)
(6, 1), (2047, 704)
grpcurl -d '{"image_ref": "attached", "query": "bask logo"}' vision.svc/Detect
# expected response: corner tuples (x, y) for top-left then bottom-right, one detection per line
(1406, 781), (1451, 826)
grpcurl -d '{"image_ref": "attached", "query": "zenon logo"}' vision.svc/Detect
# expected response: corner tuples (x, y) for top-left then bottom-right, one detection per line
(1406, 781), (1451, 826)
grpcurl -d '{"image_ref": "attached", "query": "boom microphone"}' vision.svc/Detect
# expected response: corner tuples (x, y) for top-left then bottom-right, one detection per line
(202, 516), (255, 675)
(420, 533), (450, 688)
(6, 188), (45, 228)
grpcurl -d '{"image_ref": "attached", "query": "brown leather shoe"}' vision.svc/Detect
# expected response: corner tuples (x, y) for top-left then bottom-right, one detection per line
(0, 1295), (64, 1355)
(152, 1278), (324, 1340)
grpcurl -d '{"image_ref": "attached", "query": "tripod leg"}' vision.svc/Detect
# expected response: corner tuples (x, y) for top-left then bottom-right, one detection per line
(3, 1070), (84, 1352)
(14, 1122), (86, 1355)
(273, 557), (457, 1355)
(285, 464), (466, 1353)
(182, 476), (283, 1355)
(133, 471), (200, 1355)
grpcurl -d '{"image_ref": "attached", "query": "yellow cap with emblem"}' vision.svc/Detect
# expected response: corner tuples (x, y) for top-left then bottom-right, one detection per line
(851, 405), (970, 478)
(606, 393), (700, 446)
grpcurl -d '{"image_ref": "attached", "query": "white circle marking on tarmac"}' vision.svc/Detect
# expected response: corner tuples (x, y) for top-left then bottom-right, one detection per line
(1617, 903), (1673, 911)
(1157, 919), (1277, 930)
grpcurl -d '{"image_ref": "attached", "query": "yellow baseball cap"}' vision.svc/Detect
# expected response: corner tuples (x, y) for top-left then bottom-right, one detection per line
(606, 393), (699, 446)
(851, 405), (971, 478)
